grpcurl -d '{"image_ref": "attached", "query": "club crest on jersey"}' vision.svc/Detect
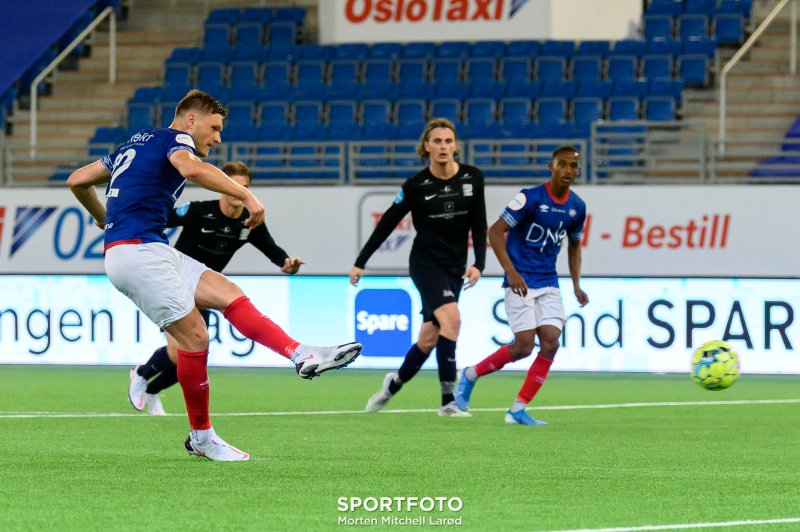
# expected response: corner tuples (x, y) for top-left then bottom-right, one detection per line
(569, 209), (577, 217)
(239, 228), (249, 240)
(507, 193), (526, 211)
(463, 183), (473, 196)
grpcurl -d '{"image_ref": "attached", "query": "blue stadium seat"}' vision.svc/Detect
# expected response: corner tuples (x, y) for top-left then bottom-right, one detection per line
(162, 83), (192, 102)
(267, 23), (297, 50)
(369, 42), (402, 60)
(540, 79), (575, 98)
(229, 62), (259, 88)
(572, 97), (604, 134)
(684, 0), (715, 15)
(437, 41), (470, 59)
(229, 84), (263, 101)
(643, 15), (673, 40)
(679, 14), (709, 40)
(164, 63), (192, 86)
(335, 43), (369, 60)
(299, 44), (335, 61)
(167, 47), (202, 64)
(472, 41), (506, 58)
(535, 57), (566, 81)
(195, 62), (226, 86)
(227, 101), (255, 127)
(235, 23), (263, 48)
(542, 40), (575, 57)
(397, 80), (434, 100)
(293, 101), (323, 126)
(361, 80), (398, 101)
(649, 77), (684, 102)
(465, 58), (496, 84)
(431, 59), (467, 99)
(224, 124), (259, 142)
(128, 103), (154, 130)
(576, 78), (613, 98)
(242, 7), (273, 24)
(643, 96), (676, 121)
(200, 45), (234, 63)
(263, 62), (292, 96)
(642, 55), (674, 79)
(606, 56), (638, 81)
(683, 36), (718, 57)
(677, 53), (710, 85)
(232, 45), (267, 63)
(204, 24), (230, 48)
(535, 97), (567, 126)
(294, 60), (325, 84)
(500, 98), (532, 129)
(206, 8), (239, 25)
(464, 98), (497, 126)
(259, 101), (289, 126)
(611, 40), (646, 57)
(571, 55), (602, 81)
(714, 14), (745, 45)
(396, 99), (426, 127)
(402, 42), (436, 59)
(330, 60), (359, 84)
(506, 40), (541, 58)
(397, 59), (427, 84)
(129, 86), (161, 104)
(274, 6), (306, 24)
(613, 78), (649, 98)
(363, 60), (394, 84)
(429, 99), (462, 125)
(504, 79), (540, 98)
(361, 100), (392, 128)
(159, 102), (177, 127)
(647, 38), (682, 56)
(501, 58), (530, 84)
(577, 40), (611, 57)
(717, 0), (753, 19)
(607, 96), (640, 120)
(647, 0), (683, 16)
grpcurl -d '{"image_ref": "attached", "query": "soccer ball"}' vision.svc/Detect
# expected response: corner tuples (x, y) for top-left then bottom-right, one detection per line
(691, 340), (740, 391)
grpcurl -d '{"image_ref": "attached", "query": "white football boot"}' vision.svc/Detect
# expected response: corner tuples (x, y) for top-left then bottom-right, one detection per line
(438, 401), (472, 417)
(293, 342), (362, 379)
(184, 430), (250, 461)
(128, 366), (147, 411)
(145, 393), (167, 416)
(365, 372), (398, 412)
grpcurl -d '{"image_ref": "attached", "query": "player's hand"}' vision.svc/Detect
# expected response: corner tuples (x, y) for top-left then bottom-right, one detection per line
(462, 266), (481, 289)
(242, 192), (265, 228)
(281, 257), (304, 274)
(94, 218), (105, 229)
(507, 270), (528, 297)
(349, 266), (365, 286)
(575, 286), (589, 307)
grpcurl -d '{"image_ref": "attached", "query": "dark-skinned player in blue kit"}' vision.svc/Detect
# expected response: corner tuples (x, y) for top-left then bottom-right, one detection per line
(455, 145), (589, 426)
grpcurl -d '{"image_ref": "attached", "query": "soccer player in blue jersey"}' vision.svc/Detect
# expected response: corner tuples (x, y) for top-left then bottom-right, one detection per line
(67, 90), (361, 461)
(454, 145), (589, 426)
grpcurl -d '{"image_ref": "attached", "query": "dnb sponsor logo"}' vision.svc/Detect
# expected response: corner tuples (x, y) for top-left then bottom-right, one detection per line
(355, 289), (412, 357)
(345, 0), (531, 23)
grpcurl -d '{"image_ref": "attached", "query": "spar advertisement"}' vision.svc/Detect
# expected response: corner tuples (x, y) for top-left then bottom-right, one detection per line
(0, 185), (796, 277)
(318, 0), (641, 43)
(0, 275), (798, 374)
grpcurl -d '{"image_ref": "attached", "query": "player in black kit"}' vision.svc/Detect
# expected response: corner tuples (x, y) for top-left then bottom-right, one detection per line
(128, 161), (303, 414)
(349, 118), (487, 417)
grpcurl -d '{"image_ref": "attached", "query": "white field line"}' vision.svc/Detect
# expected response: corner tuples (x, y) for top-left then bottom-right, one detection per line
(0, 398), (799, 419)
(542, 516), (800, 531)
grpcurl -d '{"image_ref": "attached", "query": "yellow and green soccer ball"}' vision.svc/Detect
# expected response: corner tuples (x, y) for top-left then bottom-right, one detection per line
(691, 340), (740, 390)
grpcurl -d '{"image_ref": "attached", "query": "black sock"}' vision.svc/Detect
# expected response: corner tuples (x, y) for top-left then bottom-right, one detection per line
(436, 336), (457, 406)
(146, 361), (178, 394)
(137, 346), (171, 380)
(391, 344), (431, 394)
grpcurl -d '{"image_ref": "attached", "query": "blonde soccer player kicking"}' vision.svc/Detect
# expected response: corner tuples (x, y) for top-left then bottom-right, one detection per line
(454, 145), (589, 426)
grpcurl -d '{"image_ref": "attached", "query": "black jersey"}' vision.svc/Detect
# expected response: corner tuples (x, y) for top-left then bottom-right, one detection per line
(355, 164), (487, 272)
(168, 199), (289, 273)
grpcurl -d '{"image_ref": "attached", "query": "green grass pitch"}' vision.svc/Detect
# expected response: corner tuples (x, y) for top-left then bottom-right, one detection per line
(1, 366), (799, 531)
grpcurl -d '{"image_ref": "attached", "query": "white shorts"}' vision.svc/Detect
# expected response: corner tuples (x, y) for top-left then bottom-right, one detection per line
(105, 242), (209, 329)
(504, 286), (567, 333)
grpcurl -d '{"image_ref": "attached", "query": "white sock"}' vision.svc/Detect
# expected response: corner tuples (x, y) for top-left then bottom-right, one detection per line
(191, 427), (217, 444)
(509, 401), (526, 413)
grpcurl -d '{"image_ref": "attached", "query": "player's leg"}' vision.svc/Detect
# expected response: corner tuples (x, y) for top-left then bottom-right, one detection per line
(430, 302), (469, 416)
(194, 269), (361, 379)
(506, 288), (566, 427)
(457, 286), (539, 411)
(365, 321), (437, 412)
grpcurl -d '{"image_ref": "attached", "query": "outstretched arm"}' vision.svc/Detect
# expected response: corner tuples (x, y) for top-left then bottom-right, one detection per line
(66, 160), (110, 228)
(568, 238), (589, 306)
(169, 150), (264, 228)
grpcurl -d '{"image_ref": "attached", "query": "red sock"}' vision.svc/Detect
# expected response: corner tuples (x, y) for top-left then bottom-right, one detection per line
(223, 296), (299, 358)
(176, 349), (211, 430)
(474, 345), (514, 377)
(517, 354), (554, 404)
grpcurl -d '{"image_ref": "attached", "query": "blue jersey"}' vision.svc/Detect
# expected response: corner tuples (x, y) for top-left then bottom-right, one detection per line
(499, 182), (586, 289)
(100, 128), (196, 249)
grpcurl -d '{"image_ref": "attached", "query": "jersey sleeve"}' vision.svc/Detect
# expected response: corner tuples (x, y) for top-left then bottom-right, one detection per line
(165, 132), (198, 158)
(499, 189), (533, 229)
(248, 223), (290, 268)
(568, 199), (587, 241)
(167, 202), (193, 228)
(470, 170), (488, 271)
(100, 154), (114, 173)
(354, 182), (412, 269)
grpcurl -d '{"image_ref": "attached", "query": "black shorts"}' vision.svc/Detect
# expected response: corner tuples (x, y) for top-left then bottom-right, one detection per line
(409, 264), (463, 324)
(200, 309), (212, 327)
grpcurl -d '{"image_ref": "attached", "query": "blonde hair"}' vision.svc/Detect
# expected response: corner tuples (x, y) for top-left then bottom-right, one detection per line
(174, 89), (226, 119)
(416, 118), (460, 160)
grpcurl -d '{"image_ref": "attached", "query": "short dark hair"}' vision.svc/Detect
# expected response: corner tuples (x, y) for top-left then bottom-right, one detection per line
(552, 144), (579, 159)
(175, 89), (226, 119)
(416, 118), (460, 159)
(221, 161), (252, 184)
